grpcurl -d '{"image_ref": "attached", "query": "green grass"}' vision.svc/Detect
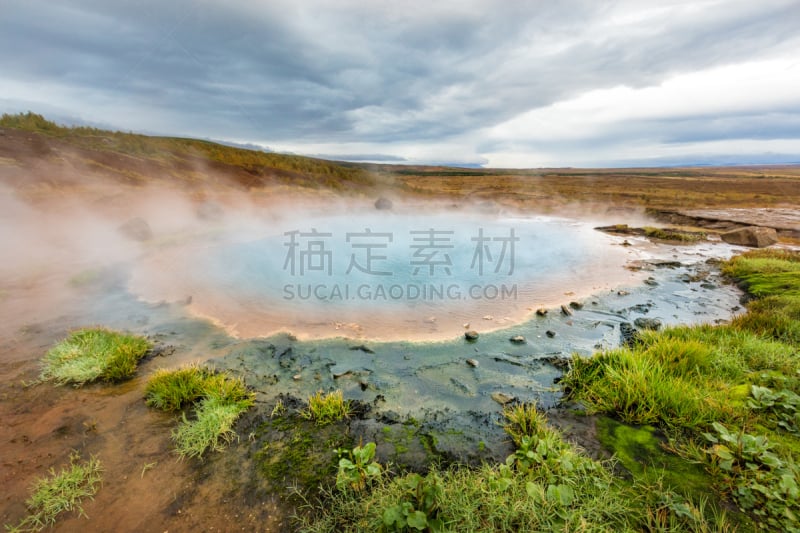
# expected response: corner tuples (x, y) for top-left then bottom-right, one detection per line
(298, 405), (732, 532)
(144, 365), (255, 459)
(5, 452), (102, 532)
(562, 248), (800, 530)
(40, 328), (151, 386)
(300, 390), (352, 426)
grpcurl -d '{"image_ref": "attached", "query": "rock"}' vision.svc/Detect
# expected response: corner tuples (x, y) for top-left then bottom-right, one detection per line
(569, 301), (583, 310)
(560, 305), (573, 316)
(644, 278), (659, 286)
(720, 226), (778, 248)
(509, 335), (526, 344)
(491, 392), (515, 405)
(620, 322), (638, 347)
(617, 290), (630, 296)
(634, 317), (662, 331)
(465, 330), (479, 341)
(374, 197), (393, 210)
(292, 374), (301, 381)
(349, 344), (375, 354)
(483, 315), (494, 320)
(536, 308), (548, 316)
(117, 217), (152, 241)
(466, 358), (479, 368)
(546, 330), (556, 338)
(333, 369), (353, 379)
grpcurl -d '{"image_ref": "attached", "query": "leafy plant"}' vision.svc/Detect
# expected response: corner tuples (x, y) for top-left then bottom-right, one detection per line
(382, 473), (444, 532)
(301, 390), (352, 426)
(703, 422), (799, 530)
(41, 328), (151, 386)
(5, 452), (102, 532)
(335, 442), (382, 492)
(748, 385), (800, 434)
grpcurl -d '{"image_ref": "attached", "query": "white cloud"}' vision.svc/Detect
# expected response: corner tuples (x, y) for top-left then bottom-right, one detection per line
(489, 57), (800, 143)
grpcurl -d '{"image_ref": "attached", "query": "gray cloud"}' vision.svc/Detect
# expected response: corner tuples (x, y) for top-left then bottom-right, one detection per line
(2, 0), (799, 166)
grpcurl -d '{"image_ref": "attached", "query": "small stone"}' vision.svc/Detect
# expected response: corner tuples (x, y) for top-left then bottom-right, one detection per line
(617, 290), (630, 296)
(560, 304), (573, 316)
(463, 323), (470, 329)
(465, 330), (479, 341)
(546, 330), (556, 338)
(491, 392), (515, 405)
(292, 374), (301, 381)
(466, 358), (479, 368)
(483, 315), (494, 320)
(535, 308), (548, 316)
(509, 335), (526, 344)
(569, 301), (583, 310)
(644, 278), (659, 286)
(374, 197), (393, 210)
(634, 317), (662, 331)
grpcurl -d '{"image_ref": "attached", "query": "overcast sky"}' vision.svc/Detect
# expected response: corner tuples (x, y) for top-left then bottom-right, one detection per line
(2, 0), (800, 167)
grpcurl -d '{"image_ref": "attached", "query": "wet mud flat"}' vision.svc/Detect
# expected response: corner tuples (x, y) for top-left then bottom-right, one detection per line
(0, 233), (744, 530)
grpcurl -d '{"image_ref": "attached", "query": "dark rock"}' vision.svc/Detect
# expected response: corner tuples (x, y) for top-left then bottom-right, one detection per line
(620, 322), (638, 347)
(509, 335), (526, 344)
(536, 308), (548, 316)
(569, 301), (584, 310)
(465, 358), (480, 368)
(634, 317), (662, 331)
(720, 226), (778, 248)
(617, 290), (630, 296)
(546, 330), (556, 338)
(374, 197), (393, 210)
(465, 330), (479, 341)
(117, 217), (152, 241)
(560, 304), (573, 316)
(349, 344), (375, 354)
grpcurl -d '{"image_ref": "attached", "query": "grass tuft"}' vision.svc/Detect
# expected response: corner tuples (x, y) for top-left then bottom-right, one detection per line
(300, 390), (352, 426)
(5, 452), (102, 532)
(41, 328), (150, 386)
(144, 365), (254, 459)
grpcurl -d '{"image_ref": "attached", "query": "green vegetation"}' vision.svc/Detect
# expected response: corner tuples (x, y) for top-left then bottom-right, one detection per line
(643, 226), (705, 242)
(256, 405), (354, 494)
(144, 365), (254, 459)
(41, 328), (151, 386)
(335, 442), (382, 492)
(563, 249), (800, 530)
(5, 452), (102, 532)
(298, 403), (730, 532)
(301, 390), (352, 426)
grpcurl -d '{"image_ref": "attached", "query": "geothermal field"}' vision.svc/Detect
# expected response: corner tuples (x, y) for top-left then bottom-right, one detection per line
(1, 119), (799, 532)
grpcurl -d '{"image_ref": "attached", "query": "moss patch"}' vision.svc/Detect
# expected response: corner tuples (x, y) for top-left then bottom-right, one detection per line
(596, 417), (713, 498)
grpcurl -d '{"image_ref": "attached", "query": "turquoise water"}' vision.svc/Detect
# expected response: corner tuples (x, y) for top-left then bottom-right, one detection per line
(181, 211), (632, 338)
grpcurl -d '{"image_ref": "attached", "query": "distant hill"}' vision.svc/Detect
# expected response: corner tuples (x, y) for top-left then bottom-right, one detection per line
(0, 112), (378, 192)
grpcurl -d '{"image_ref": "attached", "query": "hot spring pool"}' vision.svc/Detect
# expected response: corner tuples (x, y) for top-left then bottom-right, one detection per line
(131, 209), (641, 340)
